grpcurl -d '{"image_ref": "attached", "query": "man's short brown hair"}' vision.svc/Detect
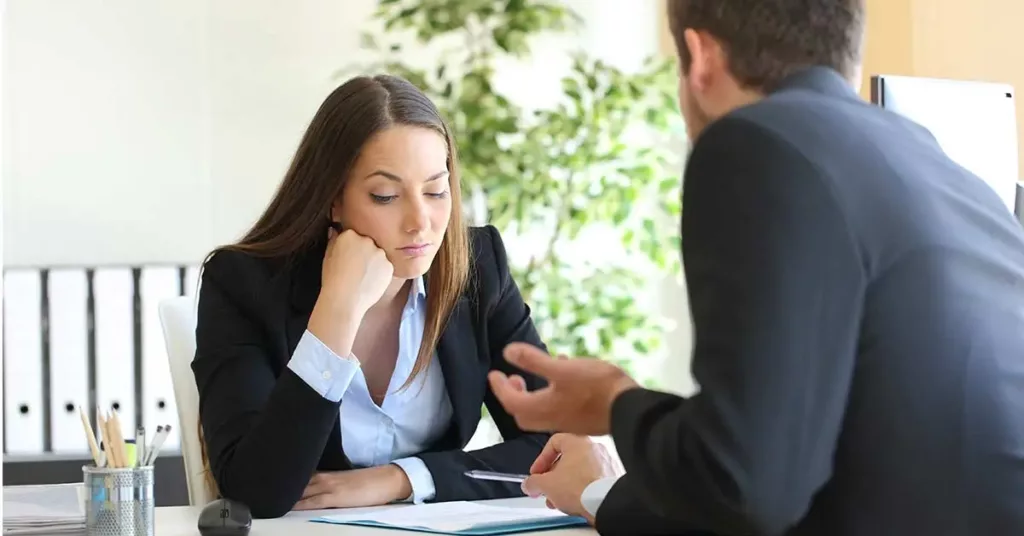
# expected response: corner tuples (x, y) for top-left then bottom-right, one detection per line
(667, 0), (866, 91)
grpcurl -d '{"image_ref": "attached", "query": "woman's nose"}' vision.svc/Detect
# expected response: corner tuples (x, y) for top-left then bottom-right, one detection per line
(403, 199), (430, 233)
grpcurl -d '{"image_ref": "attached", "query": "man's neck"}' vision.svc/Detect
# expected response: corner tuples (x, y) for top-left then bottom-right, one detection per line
(715, 86), (765, 118)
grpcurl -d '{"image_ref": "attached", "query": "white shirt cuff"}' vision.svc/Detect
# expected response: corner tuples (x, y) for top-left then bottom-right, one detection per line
(286, 329), (360, 402)
(581, 475), (621, 518)
(391, 457), (436, 504)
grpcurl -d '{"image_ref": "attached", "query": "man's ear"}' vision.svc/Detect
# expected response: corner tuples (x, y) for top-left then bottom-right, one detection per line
(683, 28), (713, 92)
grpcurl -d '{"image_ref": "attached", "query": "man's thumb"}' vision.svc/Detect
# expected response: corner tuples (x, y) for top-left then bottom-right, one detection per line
(521, 474), (547, 498)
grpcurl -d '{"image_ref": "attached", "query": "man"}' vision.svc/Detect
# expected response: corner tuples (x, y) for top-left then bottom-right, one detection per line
(488, 1), (1024, 535)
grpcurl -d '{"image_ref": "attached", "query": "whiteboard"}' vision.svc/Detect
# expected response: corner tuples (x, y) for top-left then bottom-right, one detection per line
(872, 74), (1020, 213)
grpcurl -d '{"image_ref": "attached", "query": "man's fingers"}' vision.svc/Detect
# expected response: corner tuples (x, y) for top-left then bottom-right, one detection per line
(508, 374), (527, 391)
(503, 343), (569, 379)
(488, 370), (561, 431)
(521, 473), (548, 498)
(488, 371), (547, 409)
(530, 434), (566, 474)
(488, 371), (520, 400)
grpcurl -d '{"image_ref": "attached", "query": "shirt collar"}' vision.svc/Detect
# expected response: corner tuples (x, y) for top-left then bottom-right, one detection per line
(405, 276), (427, 314)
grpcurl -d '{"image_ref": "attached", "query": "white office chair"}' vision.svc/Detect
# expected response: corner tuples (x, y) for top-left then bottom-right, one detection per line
(157, 295), (213, 506)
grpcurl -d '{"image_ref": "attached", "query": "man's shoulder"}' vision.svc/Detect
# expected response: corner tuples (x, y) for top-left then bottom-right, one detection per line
(687, 110), (817, 177)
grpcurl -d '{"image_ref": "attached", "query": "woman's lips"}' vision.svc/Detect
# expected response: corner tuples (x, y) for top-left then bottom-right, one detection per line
(399, 244), (430, 257)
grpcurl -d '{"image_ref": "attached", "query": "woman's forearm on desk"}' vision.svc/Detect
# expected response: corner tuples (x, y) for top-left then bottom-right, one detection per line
(417, 432), (549, 502)
(195, 274), (345, 518)
(201, 367), (343, 518)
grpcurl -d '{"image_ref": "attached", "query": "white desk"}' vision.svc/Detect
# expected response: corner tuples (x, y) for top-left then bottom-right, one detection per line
(155, 497), (597, 535)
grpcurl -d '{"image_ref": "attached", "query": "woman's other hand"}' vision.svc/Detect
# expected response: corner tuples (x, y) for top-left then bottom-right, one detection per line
(293, 465), (413, 510)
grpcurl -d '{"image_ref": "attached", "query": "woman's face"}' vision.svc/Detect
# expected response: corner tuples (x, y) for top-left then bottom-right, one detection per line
(333, 125), (452, 279)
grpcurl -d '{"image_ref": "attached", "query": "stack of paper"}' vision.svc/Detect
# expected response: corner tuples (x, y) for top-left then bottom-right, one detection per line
(3, 483), (86, 535)
(312, 501), (589, 535)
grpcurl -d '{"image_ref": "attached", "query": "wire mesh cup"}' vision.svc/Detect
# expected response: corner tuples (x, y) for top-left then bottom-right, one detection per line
(83, 465), (155, 536)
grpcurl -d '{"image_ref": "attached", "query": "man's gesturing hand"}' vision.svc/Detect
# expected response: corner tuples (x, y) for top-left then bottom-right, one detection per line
(488, 342), (639, 436)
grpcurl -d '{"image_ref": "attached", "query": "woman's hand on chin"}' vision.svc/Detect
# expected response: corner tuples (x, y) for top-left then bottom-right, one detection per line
(293, 465), (413, 511)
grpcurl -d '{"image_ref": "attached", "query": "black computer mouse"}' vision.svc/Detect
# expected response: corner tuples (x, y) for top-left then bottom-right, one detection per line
(197, 498), (252, 536)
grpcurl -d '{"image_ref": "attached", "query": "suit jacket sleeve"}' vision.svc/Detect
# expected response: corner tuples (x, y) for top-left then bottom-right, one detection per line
(193, 253), (342, 519)
(609, 117), (866, 535)
(596, 474), (712, 536)
(416, 225), (551, 502)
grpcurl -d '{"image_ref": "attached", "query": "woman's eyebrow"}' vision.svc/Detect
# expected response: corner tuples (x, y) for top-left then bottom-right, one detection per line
(364, 169), (449, 182)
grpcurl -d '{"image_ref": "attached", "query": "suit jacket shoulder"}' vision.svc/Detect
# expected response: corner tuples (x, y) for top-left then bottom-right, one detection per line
(465, 224), (515, 310)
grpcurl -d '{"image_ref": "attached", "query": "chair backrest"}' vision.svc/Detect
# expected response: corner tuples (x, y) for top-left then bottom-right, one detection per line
(157, 296), (212, 506)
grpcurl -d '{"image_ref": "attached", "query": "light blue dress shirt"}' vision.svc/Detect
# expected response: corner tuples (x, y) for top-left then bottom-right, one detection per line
(286, 276), (453, 503)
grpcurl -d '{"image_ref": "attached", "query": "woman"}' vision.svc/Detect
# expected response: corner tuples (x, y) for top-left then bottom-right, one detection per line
(192, 74), (550, 519)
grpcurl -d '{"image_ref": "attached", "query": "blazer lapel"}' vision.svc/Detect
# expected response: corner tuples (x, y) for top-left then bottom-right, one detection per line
(435, 295), (483, 447)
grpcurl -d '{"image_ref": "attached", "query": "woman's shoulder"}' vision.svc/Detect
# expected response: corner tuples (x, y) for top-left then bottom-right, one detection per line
(466, 225), (514, 301)
(468, 224), (509, 266)
(199, 247), (299, 305)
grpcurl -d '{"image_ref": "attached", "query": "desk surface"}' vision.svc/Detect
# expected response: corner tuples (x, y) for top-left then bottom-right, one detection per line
(155, 497), (597, 535)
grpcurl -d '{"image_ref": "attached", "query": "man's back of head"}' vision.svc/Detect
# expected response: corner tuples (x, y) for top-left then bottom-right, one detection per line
(665, 0), (866, 138)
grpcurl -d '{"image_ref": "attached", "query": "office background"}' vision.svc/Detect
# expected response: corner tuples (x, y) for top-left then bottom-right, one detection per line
(3, 0), (1022, 506)
(855, 0), (1024, 169)
(1, 0), (694, 505)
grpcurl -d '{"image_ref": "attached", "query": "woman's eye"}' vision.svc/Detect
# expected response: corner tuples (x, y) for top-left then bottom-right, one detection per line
(370, 193), (397, 204)
(426, 191), (450, 199)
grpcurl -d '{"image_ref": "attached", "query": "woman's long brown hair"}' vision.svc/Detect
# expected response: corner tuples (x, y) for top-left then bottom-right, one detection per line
(197, 75), (470, 499)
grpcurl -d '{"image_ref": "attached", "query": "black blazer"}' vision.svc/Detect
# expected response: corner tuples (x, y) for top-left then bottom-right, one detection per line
(192, 225), (550, 518)
(597, 67), (1024, 536)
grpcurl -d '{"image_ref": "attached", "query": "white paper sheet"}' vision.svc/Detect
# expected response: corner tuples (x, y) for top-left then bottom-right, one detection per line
(317, 501), (577, 532)
(3, 483), (86, 535)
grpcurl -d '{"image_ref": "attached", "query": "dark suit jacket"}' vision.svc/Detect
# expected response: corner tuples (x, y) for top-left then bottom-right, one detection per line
(597, 67), (1024, 536)
(192, 225), (550, 518)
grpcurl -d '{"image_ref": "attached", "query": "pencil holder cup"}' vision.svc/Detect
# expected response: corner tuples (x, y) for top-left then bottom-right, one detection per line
(82, 465), (155, 536)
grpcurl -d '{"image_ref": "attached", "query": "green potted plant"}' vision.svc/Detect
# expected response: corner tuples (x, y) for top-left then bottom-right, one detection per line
(348, 0), (684, 387)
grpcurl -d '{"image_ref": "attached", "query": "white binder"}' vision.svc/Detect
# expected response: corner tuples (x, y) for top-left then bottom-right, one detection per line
(184, 265), (201, 296)
(93, 268), (137, 432)
(3, 270), (45, 454)
(47, 269), (90, 454)
(140, 267), (181, 451)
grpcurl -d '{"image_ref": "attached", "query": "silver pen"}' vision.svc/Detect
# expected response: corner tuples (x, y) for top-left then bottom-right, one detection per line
(464, 470), (529, 483)
(136, 426), (146, 467)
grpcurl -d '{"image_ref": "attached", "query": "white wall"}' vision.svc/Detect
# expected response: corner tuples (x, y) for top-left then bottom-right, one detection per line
(1, 0), (6, 443)
(3, 0), (693, 391)
(3, 0), (374, 267)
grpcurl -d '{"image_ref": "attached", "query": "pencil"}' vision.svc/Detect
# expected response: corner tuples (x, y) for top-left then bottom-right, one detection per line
(78, 406), (102, 466)
(96, 409), (106, 467)
(100, 411), (121, 468)
(109, 412), (128, 469)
